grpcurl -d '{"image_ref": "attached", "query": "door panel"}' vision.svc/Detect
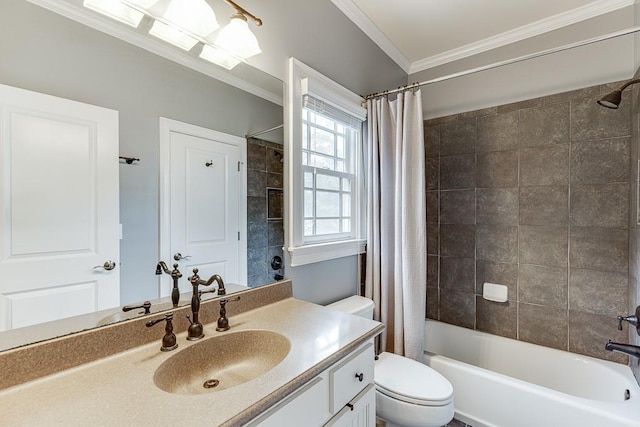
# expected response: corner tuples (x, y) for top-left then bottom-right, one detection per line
(159, 119), (246, 297)
(0, 84), (119, 331)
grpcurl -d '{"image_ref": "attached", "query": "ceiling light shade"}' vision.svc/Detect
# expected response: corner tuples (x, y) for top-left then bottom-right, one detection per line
(149, 20), (199, 50)
(199, 44), (242, 70)
(162, 0), (219, 38)
(83, 0), (145, 27)
(213, 14), (261, 60)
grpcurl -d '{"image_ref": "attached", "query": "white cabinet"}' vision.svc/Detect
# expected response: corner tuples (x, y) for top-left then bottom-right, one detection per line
(324, 384), (375, 427)
(249, 341), (375, 427)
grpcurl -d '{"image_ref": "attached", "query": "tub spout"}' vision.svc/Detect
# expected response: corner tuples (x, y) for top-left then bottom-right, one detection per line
(605, 340), (640, 358)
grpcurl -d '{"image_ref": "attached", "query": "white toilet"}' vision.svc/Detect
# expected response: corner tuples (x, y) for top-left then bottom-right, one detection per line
(328, 296), (454, 427)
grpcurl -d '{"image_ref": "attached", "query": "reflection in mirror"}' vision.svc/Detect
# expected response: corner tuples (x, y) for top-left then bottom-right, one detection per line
(0, 0), (283, 352)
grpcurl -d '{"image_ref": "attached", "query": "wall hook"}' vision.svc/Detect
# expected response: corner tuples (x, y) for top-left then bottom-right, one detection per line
(119, 156), (140, 165)
(205, 161), (213, 167)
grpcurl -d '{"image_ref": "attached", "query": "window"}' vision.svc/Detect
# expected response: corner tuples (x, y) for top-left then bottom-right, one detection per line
(286, 58), (366, 266)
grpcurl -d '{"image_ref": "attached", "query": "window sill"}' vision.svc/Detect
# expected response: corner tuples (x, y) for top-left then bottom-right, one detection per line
(287, 239), (367, 267)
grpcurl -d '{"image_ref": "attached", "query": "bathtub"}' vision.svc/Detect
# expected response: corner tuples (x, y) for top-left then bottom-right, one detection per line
(423, 320), (640, 427)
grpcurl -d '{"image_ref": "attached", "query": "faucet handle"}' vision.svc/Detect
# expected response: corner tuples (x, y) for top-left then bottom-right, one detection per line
(616, 305), (640, 335)
(123, 301), (152, 315)
(146, 313), (178, 351)
(216, 296), (241, 332)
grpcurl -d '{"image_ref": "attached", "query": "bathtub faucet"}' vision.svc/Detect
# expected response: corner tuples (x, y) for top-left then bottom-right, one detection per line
(605, 340), (640, 358)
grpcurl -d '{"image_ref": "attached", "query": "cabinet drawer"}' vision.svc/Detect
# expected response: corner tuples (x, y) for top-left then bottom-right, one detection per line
(329, 342), (374, 413)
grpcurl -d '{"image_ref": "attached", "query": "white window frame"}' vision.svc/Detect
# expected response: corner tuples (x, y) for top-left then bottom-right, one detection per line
(285, 58), (366, 267)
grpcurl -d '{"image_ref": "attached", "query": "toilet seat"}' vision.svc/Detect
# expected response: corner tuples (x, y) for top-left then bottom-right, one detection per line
(375, 352), (453, 406)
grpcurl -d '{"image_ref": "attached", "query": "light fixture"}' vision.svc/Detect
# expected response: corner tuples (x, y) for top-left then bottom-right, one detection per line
(83, 0), (145, 27)
(597, 78), (640, 109)
(86, 0), (263, 69)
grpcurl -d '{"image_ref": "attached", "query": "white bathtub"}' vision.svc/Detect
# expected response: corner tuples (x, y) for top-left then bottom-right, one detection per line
(423, 320), (640, 427)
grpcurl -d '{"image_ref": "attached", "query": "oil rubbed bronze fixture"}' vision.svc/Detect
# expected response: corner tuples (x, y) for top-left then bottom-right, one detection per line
(156, 261), (182, 308)
(597, 78), (640, 109)
(146, 312), (178, 352)
(216, 296), (241, 332)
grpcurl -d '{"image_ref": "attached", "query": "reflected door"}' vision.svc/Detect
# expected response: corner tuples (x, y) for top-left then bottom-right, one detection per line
(0, 84), (119, 331)
(159, 119), (246, 297)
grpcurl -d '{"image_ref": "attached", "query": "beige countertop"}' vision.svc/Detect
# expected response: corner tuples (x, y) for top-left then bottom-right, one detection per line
(0, 297), (383, 426)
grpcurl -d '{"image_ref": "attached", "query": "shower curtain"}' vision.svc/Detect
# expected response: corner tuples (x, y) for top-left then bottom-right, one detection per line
(365, 89), (426, 360)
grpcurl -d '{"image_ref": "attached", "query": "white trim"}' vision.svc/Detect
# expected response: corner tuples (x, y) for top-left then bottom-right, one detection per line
(330, 0), (411, 73)
(331, 0), (633, 75)
(301, 78), (367, 120)
(288, 239), (366, 267)
(25, 0), (283, 106)
(158, 118), (247, 294)
(410, 0), (635, 73)
(286, 58), (366, 267)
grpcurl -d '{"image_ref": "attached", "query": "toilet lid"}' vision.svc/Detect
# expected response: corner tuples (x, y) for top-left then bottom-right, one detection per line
(375, 352), (453, 406)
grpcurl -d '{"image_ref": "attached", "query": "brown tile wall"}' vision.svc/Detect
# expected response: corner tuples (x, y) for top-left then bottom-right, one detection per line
(247, 138), (284, 286)
(425, 81), (632, 363)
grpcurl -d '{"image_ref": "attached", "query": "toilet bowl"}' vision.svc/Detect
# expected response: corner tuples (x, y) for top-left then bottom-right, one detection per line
(327, 296), (454, 427)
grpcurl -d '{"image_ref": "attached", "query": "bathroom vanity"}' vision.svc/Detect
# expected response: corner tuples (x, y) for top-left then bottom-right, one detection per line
(0, 281), (383, 426)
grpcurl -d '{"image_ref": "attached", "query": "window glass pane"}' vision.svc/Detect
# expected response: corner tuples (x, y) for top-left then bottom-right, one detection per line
(304, 190), (314, 217)
(335, 160), (345, 172)
(342, 194), (351, 217)
(337, 136), (345, 158)
(302, 151), (308, 166)
(304, 219), (315, 236)
(310, 127), (335, 156)
(313, 113), (334, 130)
(316, 219), (340, 235)
(342, 178), (351, 192)
(309, 154), (334, 170)
(336, 123), (345, 134)
(316, 191), (340, 217)
(342, 219), (351, 233)
(304, 171), (314, 188)
(303, 109), (308, 120)
(302, 123), (308, 149)
(316, 174), (340, 191)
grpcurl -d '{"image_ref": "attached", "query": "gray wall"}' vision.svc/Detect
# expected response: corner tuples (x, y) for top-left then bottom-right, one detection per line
(0, 0), (283, 304)
(425, 80), (631, 363)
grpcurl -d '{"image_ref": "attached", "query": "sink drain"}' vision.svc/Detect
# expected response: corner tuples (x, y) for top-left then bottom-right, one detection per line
(203, 379), (220, 389)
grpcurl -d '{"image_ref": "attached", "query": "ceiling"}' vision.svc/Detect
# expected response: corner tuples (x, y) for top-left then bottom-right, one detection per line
(331, 0), (635, 74)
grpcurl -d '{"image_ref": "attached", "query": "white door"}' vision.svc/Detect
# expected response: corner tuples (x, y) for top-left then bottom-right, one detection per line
(0, 84), (119, 331)
(159, 118), (246, 297)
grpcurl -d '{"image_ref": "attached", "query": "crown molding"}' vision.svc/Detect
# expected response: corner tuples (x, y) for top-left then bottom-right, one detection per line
(330, 0), (411, 73)
(24, 0), (283, 106)
(409, 0), (635, 74)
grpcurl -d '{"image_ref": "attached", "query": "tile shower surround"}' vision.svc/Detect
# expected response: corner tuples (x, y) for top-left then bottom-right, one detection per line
(247, 138), (284, 287)
(425, 81), (632, 364)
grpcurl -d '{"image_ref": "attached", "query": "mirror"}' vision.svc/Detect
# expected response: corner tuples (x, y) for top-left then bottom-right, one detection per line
(0, 0), (284, 351)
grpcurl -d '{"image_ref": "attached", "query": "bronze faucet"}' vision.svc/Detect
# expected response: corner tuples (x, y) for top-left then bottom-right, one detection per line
(145, 312), (178, 351)
(188, 270), (226, 296)
(122, 301), (151, 315)
(216, 296), (241, 332)
(185, 268), (219, 340)
(156, 261), (182, 308)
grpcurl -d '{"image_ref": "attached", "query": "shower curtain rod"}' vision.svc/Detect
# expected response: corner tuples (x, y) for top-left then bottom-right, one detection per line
(365, 26), (640, 100)
(245, 124), (284, 139)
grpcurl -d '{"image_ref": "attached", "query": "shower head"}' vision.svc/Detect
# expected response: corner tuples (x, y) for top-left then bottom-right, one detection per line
(597, 78), (640, 109)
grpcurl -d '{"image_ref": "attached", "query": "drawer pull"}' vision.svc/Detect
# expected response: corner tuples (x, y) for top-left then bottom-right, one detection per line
(355, 372), (364, 382)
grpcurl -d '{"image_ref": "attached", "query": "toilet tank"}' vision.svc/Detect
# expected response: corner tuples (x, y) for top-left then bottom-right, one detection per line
(327, 295), (375, 320)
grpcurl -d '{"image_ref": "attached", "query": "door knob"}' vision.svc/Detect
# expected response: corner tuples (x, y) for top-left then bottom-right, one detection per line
(94, 261), (116, 271)
(173, 253), (192, 261)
